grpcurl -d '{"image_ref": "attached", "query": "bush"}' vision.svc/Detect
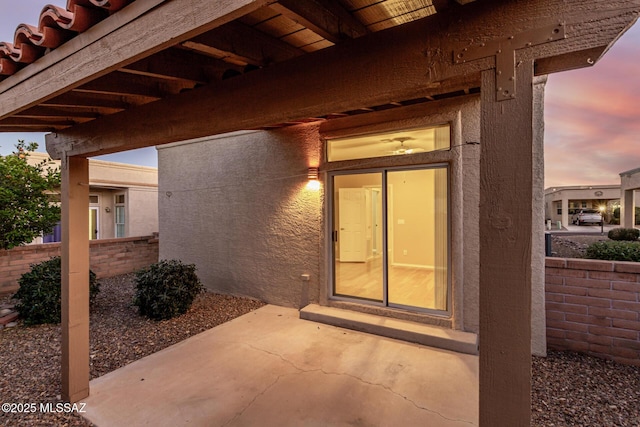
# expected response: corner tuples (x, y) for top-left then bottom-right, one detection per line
(607, 227), (640, 241)
(133, 260), (203, 320)
(585, 241), (640, 262)
(13, 257), (99, 326)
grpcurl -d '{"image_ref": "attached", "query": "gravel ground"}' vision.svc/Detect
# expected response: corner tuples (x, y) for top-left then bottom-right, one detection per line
(550, 234), (610, 259)
(1, 273), (639, 426)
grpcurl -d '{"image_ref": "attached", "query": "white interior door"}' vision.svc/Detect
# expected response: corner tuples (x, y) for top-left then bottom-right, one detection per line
(338, 188), (367, 262)
(89, 207), (99, 240)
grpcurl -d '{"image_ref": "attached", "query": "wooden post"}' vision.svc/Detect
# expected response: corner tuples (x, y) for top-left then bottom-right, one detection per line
(479, 62), (534, 426)
(61, 155), (90, 403)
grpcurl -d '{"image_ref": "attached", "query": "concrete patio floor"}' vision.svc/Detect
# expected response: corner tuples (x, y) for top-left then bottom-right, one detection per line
(81, 305), (478, 426)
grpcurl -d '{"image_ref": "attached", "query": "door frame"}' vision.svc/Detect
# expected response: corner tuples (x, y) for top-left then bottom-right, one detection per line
(328, 164), (451, 315)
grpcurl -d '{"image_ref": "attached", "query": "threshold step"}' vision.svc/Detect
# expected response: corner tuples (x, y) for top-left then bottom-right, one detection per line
(300, 304), (478, 355)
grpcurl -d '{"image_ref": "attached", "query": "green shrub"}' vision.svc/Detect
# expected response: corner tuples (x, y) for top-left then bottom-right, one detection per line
(133, 260), (203, 320)
(607, 227), (639, 241)
(585, 241), (640, 262)
(13, 257), (99, 326)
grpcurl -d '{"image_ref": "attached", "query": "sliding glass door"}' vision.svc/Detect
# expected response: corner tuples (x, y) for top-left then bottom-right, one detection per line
(332, 166), (449, 312)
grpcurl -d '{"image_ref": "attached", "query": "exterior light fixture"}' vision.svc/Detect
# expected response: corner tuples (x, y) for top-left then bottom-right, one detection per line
(308, 167), (319, 180)
(307, 167), (320, 190)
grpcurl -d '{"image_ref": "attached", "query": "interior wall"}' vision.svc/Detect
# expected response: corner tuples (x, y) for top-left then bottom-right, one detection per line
(387, 169), (435, 267)
(158, 127), (322, 308)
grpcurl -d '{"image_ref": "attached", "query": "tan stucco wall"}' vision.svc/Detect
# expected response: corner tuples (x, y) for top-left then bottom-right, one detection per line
(158, 129), (322, 307)
(127, 187), (159, 238)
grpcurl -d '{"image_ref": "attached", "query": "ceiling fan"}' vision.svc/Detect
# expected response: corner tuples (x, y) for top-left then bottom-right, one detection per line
(381, 136), (424, 155)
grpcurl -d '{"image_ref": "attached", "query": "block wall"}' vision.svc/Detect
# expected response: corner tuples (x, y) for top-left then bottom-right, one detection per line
(0, 235), (158, 294)
(545, 257), (640, 366)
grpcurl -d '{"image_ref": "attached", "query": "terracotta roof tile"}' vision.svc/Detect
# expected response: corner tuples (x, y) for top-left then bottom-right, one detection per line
(0, 0), (134, 79)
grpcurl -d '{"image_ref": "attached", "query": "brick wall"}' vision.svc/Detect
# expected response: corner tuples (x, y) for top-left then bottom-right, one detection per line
(546, 257), (640, 366)
(0, 235), (158, 295)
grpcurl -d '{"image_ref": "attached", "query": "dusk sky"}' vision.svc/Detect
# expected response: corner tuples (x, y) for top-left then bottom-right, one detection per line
(0, 2), (638, 188)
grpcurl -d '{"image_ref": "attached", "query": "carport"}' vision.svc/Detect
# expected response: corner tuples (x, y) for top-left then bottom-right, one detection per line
(0, 0), (637, 425)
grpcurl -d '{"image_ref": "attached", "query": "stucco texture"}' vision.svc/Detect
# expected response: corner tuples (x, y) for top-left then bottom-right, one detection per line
(158, 128), (322, 308)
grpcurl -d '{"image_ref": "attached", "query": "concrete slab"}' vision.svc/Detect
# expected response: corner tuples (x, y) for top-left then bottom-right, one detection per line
(82, 305), (478, 426)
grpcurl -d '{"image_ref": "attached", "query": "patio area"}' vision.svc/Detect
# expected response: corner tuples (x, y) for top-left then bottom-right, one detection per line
(81, 305), (478, 426)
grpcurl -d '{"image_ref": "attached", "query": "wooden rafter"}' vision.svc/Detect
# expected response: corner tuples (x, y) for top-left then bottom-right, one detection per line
(271, 0), (368, 43)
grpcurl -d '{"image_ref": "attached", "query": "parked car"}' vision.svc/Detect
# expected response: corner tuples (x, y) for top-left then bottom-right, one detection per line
(572, 209), (602, 226)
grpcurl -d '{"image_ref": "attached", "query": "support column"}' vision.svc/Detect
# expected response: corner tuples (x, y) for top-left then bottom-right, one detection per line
(61, 155), (90, 403)
(621, 189), (634, 228)
(531, 76), (547, 357)
(561, 198), (569, 229)
(479, 62), (534, 426)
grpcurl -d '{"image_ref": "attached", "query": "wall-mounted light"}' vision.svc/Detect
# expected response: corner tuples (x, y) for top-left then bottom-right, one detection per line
(307, 167), (320, 190)
(308, 167), (319, 180)
(105, 207), (111, 213)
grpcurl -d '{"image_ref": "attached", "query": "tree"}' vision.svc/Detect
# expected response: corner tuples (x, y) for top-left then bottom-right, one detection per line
(0, 141), (61, 250)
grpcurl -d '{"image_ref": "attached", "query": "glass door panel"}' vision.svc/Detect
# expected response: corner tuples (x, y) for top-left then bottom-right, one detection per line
(386, 168), (448, 310)
(333, 173), (383, 302)
(331, 167), (449, 312)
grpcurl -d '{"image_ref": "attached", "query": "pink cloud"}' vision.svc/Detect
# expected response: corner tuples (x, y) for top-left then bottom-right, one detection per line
(544, 22), (640, 188)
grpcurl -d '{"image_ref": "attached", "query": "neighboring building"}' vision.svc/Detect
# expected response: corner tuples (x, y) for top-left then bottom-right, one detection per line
(544, 185), (620, 228)
(27, 153), (158, 243)
(620, 167), (640, 228)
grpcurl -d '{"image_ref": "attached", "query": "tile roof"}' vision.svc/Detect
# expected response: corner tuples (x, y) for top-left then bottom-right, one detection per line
(0, 0), (135, 78)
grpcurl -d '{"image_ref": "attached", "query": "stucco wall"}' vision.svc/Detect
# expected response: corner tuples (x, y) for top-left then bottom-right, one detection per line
(128, 187), (159, 238)
(158, 128), (322, 307)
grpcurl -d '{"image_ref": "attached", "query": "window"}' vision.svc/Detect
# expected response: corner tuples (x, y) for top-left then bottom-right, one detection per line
(115, 193), (125, 238)
(581, 201), (587, 208)
(327, 124), (450, 162)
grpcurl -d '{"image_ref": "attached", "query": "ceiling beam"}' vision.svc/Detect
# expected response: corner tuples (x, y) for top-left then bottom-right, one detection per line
(14, 106), (101, 120)
(121, 48), (234, 84)
(186, 20), (305, 67)
(75, 71), (188, 98)
(270, 0), (368, 43)
(46, 0), (639, 159)
(0, 0), (273, 120)
(40, 92), (132, 110)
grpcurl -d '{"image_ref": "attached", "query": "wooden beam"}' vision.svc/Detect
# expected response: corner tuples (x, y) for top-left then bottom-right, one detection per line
(61, 156), (90, 403)
(0, 0), (272, 119)
(75, 71), (185, 98)
(271, 0), (368, 43)
(186, 20), (305, 66)
(14, 106), (100, 119)
(0, 117), (77, 127)
(479, 63), (533, 426)
(121, 48), (233, 84)
(41, 92), (131, 110)
(46, 0), (639, 158)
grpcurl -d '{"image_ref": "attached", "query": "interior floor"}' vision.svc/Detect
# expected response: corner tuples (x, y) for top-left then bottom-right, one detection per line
(334, 256), (440, 309)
